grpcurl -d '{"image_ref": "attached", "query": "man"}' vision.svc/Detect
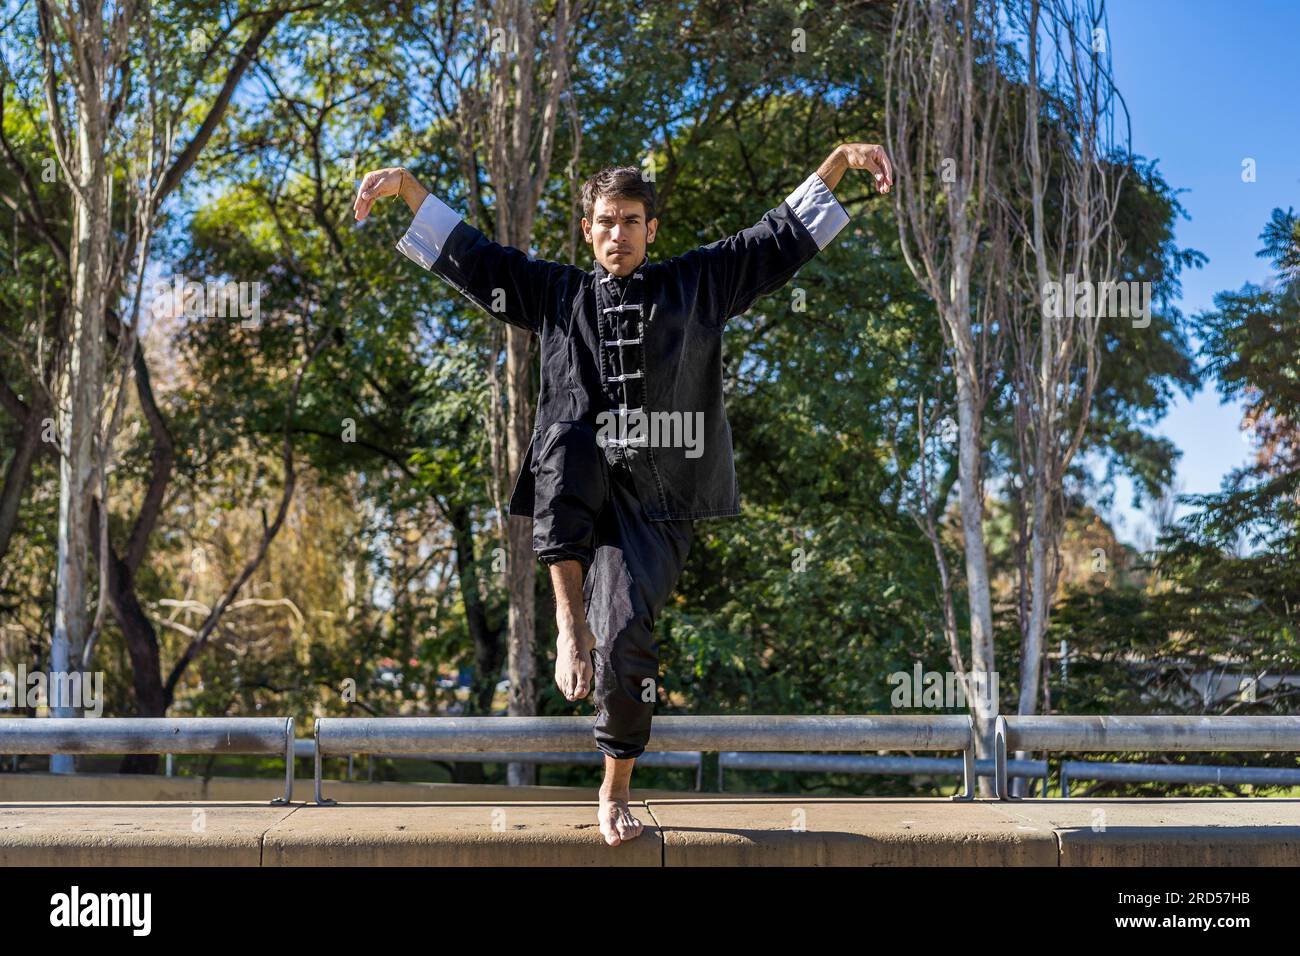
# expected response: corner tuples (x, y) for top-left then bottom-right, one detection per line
(353, 143), (892, 845)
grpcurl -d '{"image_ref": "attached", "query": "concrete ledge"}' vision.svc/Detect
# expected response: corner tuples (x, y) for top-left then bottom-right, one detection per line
(263, 802), (661, 866)
(988, 798), (1300, 866)
(650, 798), (1058, 866)
(0, 802), (298, 866)
(2, 794), (1298, 866)
(0, 773), (210, 802)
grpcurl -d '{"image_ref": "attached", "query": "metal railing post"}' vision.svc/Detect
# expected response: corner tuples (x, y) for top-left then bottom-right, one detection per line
(995, 716), (1013, 800)
(951, 713), (977, 801)
(272, 717), (295, 805)
(313, 718), (335, 806)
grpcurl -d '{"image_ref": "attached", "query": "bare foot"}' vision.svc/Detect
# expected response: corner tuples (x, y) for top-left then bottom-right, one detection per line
(555, 623), (596, 700)
(598, 793), (645, 846)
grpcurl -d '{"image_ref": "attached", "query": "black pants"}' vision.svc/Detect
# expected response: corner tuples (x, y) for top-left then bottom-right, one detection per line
(531, 420), (695, 759)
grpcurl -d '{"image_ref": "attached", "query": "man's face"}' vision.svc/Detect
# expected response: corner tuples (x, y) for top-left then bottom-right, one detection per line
(583, 194), (657, 277)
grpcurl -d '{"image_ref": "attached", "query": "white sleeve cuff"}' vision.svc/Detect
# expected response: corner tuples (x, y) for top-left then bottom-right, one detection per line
(396, 192), (464, 269)
(784, 171), (850, 250)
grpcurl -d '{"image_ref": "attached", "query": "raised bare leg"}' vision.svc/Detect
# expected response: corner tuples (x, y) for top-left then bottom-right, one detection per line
(550, 559), (596, 700)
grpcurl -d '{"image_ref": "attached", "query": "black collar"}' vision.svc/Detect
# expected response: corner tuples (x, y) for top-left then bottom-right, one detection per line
(592, 252), (649, 281)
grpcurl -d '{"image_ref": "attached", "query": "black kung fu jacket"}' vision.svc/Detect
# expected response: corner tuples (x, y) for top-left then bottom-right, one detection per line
(396, 171), (851, 521)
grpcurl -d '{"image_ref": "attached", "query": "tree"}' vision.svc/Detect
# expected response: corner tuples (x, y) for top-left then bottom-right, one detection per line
(4, 1), (304, 770)
(999, 0), (1129, 795)
(886, 0), (1007, 794)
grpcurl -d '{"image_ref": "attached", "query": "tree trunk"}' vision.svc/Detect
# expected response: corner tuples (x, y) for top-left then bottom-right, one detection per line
(470, 0), (580, 787)
(451, 503), (500, 784)
(450, 503), (502, 716)
(954, 344), (997, 796)
(505, 326), (537, 785)
(0, 397), (46, 560)
(88, 500), (167, 773)
(51, 62), (110, 773)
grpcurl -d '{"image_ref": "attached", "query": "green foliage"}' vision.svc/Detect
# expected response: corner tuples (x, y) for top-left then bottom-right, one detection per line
(4, 1), (1283, 799)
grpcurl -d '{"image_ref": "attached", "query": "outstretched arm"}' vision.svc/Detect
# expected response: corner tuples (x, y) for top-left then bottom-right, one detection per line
(815, 142), (893, 193)
(354, 166), (575, 336)
(684, 143), (893, 327)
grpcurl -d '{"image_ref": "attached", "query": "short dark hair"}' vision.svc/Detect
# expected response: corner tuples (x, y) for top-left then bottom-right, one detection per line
(581, 166), (656, 224)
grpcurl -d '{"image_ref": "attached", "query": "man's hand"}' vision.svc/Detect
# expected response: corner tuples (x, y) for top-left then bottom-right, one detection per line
(353, 166), (428, 220)
(842, 143), (893, 193)
(817, 143), (894, 193)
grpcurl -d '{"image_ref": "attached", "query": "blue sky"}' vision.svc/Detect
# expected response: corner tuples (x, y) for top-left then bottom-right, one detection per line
(1095, 0), (1300, 547)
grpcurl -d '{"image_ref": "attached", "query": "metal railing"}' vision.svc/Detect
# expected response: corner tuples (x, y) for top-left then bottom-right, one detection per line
(313, 714), (978, 805)
(719, 752), (1049, 794)
(309, 745), (703, 790)
(13, 714), (1291, 806)
(1059, 759), (1300, 796)
(0, 716), (296, 804)
(995, 715), (1300, 800)
(718, 750), (1300, 797)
